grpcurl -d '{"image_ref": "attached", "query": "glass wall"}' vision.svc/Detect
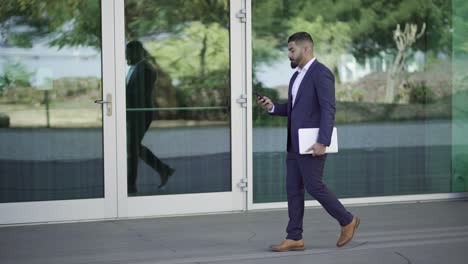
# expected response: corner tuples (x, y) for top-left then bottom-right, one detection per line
(0, 1), (104, 202)
(452, 0), (468, 193)
(252, 0), (468, 203)
(124, 0), (232, 196)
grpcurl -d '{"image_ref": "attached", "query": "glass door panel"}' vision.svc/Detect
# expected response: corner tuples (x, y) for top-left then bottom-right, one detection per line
(123, 0), (231, 196)
(0, 0), (117, 224)
(116, 0), (244, 216)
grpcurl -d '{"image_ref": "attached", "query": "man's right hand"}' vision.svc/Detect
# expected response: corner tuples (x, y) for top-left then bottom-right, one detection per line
(256, 95), (274, 111)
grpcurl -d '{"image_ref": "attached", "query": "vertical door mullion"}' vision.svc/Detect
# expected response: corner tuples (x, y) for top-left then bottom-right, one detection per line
(245, 0), (254, 211)
(113, 0), (129, 218)
(230, 0), (246, 211)
(101, 0), (118, 218)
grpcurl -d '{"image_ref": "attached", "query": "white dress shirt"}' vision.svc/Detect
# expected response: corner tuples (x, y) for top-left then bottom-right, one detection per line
(126, 65), (136, 84)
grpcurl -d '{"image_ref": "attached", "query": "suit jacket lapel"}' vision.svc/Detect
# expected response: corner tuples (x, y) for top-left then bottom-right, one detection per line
(293, 59), (319, 108)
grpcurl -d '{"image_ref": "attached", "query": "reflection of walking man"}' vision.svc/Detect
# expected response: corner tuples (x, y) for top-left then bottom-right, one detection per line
(257, 32), (360, 251)
(126, 40), (174, 193)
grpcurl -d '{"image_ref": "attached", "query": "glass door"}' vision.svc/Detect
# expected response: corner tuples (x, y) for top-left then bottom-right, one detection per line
(115, 0), (245, 217)
(0, 0), (117, 224)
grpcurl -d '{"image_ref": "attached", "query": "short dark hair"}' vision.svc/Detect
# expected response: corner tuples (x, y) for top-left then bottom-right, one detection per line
(288, 32), (314, 45)
(126, 40), (144, 52)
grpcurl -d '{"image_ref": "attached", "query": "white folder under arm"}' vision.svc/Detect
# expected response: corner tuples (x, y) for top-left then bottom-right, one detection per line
(298, 127), (338, 154)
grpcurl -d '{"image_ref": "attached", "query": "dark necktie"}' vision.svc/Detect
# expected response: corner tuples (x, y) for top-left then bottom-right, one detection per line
(289, 72), (299, 105)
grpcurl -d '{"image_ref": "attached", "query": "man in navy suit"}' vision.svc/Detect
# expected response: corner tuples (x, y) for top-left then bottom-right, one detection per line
(257, 32), (360, 251)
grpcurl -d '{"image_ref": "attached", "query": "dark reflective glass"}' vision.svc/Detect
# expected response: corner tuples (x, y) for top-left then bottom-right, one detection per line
(0, 1), (104, 203)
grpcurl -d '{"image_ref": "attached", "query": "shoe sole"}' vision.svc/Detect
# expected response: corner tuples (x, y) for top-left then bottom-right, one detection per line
(271, 247), (305, 252)
(337, 217), (360, 247)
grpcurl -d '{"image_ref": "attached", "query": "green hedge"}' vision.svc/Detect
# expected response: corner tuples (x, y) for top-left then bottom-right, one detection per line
(253, 92), (457, 127)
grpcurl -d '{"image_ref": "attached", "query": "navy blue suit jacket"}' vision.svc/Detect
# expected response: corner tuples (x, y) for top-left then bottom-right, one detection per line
(271, 59), (336, 153)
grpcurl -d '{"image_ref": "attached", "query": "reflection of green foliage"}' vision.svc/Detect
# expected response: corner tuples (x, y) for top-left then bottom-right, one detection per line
(252, 35), (282, 67)
(408, 81), (435, 104)
(336, 86), (365, 102)
(0, 77), (100, 105)
(176, 69), (228, 106)
(146, 22), (229, 82)
(452, 0), (468, 126)
(253, 81), (287, 127)
(0, 0), (101, 48)
(452, 0), (468, 194)
(453, 0), (468, 55)
(0, 62), (33, 92)
(252, 0), (290, 67)
(452, 90), (468, 120)
(254, 95), (452, 127)
(125, 0), (229, 39)
(144, 21), (231, 117)
(1, 0), (229, 50)
(2, 0), (453, 61)
(126, 0), (232, 114)
(253, 0), (452, 63)
(303, 0), (451, 61)
(288, 16), (351, 72)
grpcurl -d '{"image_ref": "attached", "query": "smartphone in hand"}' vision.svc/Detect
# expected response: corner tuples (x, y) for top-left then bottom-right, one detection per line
(254, 91), (264, 100)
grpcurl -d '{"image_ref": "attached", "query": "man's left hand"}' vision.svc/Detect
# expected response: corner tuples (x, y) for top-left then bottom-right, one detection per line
(306, 143), (326, 156)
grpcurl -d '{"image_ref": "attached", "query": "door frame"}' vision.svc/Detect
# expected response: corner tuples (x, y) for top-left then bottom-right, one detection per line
(114, 0), (246, 218)
(0, 0), (118, 225)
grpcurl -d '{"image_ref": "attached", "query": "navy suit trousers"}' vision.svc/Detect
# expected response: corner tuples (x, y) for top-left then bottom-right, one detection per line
(286, 152), (353, 240)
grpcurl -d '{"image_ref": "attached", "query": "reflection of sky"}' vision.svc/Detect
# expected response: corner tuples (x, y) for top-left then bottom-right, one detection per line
(255, 60), (294, 88)
(1, 44), (429, 89)
(257, 51), (430, 87)
(1, 43), (294, 89)
(0, 44), (101, 82)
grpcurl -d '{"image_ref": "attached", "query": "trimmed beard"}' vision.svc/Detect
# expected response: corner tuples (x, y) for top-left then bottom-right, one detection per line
(290, 62), (298, 69)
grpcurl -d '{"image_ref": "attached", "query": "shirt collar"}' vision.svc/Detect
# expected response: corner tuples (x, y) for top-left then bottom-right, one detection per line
(295, 57), (316, 73)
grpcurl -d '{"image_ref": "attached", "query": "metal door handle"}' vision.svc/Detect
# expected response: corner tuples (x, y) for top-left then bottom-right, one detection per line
(94, 99), (111, 104)
(94, 93), (112, 116)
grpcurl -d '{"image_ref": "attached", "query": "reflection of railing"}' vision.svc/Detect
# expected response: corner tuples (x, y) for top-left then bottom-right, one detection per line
(127, 107), (229, 121)
(127, 107), (227, 112)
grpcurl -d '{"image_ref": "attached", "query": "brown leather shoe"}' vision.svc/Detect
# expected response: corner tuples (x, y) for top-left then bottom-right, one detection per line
(336, 216), (360, 247)
(270, 239), (305, 252)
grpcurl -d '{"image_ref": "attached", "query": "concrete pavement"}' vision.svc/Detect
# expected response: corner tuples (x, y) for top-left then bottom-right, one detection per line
(1, 200), (467, 264)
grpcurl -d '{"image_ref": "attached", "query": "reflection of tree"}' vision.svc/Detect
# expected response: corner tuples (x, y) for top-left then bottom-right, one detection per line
(124, 0), (230, 81)
(288, 16), (351, 75)
(2, 0), (453, 64)
(1, 0), (456, 108)
(454, 0), (468, 56)
(1, 0), (232, 121)
(0, 0), (101, 48)
(385, 23), (426, 103)
(252, 0), (452, 98)
(253, 0), (451, 62)
(145, 22), (229, 84)
(0, 62), (33, 93)
(125, 1), (231, 121)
